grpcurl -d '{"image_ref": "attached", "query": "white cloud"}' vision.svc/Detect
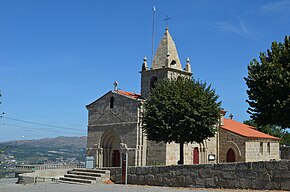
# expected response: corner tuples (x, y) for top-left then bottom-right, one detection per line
(261, 0), (290, 12)
(212, 18), (253, 38)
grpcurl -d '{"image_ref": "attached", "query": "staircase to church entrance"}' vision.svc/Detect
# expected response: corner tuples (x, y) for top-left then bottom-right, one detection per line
(59, 168), (110, 184)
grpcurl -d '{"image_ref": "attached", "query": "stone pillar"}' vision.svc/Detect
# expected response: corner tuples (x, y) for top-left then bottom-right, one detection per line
(94, 143), (104, 168)
(95, 148), (103, 167)
(204, 147), (208, 164)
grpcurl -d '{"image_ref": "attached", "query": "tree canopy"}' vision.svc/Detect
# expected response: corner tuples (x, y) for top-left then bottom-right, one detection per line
(245, 36), (290, 128)
(142, 77), (221, 164)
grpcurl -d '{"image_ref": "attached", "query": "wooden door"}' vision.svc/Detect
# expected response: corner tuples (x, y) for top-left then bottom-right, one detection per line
(226, 148), (235, 162)
(112, 150), (120, 167)
(193, 147), (199, 164)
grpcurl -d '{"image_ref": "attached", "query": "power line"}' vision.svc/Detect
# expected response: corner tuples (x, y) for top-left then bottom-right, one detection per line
(0, 116), (85, 131)
(2, 123), (85, 135)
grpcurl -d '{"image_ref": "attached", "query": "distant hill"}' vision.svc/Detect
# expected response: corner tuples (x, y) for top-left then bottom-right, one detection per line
(1, 136), (87, 149)
(0, 136), (87, 165)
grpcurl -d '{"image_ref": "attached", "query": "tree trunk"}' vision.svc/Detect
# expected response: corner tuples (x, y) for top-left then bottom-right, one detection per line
(179, 142), (184, 165)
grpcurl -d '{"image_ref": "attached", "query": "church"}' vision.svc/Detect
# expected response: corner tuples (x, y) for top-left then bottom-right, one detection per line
(86, 28), (280, 167)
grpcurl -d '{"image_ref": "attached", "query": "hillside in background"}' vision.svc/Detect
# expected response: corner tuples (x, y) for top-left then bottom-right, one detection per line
(2, 136), (87, 149)
(0, 136), (87, 167)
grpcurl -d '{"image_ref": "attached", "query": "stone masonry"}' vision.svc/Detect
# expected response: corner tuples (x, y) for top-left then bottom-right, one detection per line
(106, 160), (290, 191)
(281, 146), (290, 159)
(86, 91), (146, 167)
(219, 128), (280, 162)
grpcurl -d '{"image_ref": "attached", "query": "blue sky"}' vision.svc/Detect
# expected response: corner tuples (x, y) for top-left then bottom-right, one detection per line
(0, 0), (289, 142)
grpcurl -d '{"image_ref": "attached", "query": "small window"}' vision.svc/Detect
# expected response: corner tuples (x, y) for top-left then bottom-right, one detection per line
(150, 76), (158, 90)
(259, 142), (263, 154)
(267, 142), (270, 154)
(110, 96), (114, 109)
(170, 60), (176, 65)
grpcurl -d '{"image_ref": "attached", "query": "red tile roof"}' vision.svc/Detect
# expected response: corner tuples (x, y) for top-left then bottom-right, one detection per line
(220, 118), (281, 140)
(116, 90), (141, 99)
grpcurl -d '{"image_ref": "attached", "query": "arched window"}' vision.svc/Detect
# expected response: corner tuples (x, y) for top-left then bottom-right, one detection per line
(110, 96), (114, 109)
(150, 76), (158, 90)
(170, 60), (176, 65)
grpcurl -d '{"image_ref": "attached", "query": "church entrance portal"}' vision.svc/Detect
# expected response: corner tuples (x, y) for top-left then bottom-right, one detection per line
(101, 129), (121, 167)
(226, 148), (235, 162)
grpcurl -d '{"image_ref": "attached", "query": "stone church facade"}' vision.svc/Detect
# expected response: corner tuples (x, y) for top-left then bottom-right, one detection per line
(86, 28), (280, 167)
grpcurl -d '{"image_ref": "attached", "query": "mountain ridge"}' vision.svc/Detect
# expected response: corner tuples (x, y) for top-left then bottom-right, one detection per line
(0, 136), (87, 149)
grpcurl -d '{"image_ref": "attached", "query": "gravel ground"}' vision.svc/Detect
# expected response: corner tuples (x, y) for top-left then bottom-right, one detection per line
(0, 178), (286, 192)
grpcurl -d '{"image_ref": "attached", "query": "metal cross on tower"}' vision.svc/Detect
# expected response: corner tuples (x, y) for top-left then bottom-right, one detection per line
(164, 15), (171, 28)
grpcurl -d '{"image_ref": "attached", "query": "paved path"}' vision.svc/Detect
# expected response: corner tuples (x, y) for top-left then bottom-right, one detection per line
(0, 178), (283, 192)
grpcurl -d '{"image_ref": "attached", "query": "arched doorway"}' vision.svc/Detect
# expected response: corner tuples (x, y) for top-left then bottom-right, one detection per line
(226, 148), (235, 162)
(101, 129), (121, 167)
(193, 147), (199, 164)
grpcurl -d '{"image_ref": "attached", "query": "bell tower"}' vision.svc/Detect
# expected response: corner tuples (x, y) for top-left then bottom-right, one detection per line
(140, 28), (192, 98)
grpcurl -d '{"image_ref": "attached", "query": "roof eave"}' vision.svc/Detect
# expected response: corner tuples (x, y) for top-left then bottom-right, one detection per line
(220, 127), (281, 141)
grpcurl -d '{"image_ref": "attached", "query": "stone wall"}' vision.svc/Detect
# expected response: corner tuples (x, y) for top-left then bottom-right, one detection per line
(146, 141), (166, 166)
(218, 128), (280, 162)
(141, 68), (168, 99)
(165, 138), (218, 165)
(219, 128), (246, 162)
(86, 91), (145, 167)
(86, 91), (140, 138)
(281, 146), (290, 159)
(141, 68), (191, 99)
(105, 160), (290, 191)
(245, 140), (280, 162)
(17, 169), (70, 184)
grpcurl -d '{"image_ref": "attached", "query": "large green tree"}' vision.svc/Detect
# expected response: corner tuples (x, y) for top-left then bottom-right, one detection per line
(142, 77), (221, 164)
(245, 36), (290, 128)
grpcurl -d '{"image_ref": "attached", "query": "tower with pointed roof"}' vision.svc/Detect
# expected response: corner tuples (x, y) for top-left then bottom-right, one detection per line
(141, 28), (192, 98)
(86, 26), (280, 170)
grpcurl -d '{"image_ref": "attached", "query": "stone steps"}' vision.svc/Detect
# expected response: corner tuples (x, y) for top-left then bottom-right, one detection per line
(56, 180), (90, 185)
(72, 168), (109, 174)
(59, 177), (95, 184)
(63, 174), (101, 181)
(59, 168), (110, 184)
(68, 171), (102, 177)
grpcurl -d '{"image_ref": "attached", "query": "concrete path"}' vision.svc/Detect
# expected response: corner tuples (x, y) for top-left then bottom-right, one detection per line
(0, 178), (284, 192)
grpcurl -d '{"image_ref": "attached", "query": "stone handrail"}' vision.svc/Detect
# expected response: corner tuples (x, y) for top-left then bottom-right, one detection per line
(15, 164), (84, 173)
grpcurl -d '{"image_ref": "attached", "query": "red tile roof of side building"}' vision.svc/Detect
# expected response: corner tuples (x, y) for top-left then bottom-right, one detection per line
(220, 118), (281, 140)
(116, 90), (141, 99)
